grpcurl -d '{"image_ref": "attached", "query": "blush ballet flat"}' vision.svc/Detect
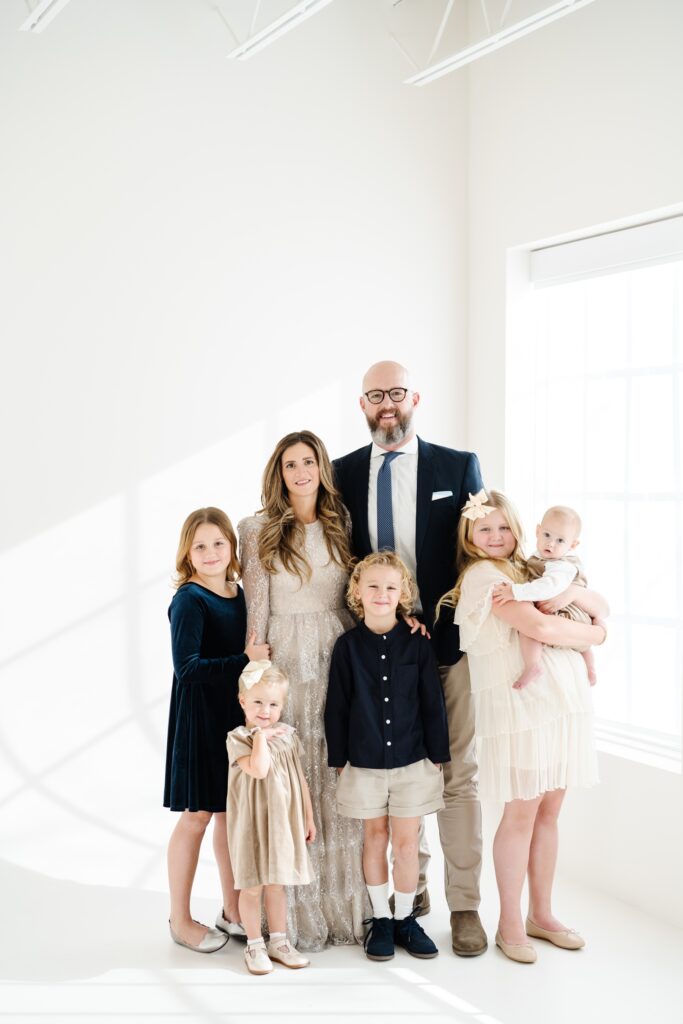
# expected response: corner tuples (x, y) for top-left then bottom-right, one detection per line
(495, 929), (537, 963)
(526, 917), (585, 950)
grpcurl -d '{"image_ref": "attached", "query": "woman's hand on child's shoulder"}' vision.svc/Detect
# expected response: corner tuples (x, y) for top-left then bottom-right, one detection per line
(245, 630), (270, 661)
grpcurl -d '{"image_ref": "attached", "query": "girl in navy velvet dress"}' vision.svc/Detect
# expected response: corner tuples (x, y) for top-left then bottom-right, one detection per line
(164, 507), (269, 953)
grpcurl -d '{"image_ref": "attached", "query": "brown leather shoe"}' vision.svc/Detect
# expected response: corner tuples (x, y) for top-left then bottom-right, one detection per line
(450, 910), (488, 957)
(389, 888), (431, 919)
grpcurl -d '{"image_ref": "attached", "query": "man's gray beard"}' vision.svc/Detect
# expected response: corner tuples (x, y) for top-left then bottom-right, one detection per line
(368, 413), (413, 447)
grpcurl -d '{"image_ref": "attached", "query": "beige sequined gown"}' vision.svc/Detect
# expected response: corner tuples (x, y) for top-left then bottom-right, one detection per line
(238, 515), (369, 950)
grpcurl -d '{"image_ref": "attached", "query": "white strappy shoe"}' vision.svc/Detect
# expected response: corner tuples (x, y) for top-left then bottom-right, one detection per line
(244, 939), (274, 975)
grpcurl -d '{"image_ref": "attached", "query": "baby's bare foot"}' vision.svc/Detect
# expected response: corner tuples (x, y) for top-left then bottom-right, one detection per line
(512, 665), (542, 690)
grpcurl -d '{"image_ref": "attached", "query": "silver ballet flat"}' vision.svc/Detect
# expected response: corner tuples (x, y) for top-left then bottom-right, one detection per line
(215, 909), (247, 940)
(169, 920), (228, 953)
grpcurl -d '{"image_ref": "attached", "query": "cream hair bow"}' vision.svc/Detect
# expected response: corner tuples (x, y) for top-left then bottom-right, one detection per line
(240, 659), (272, 689)
(461, 489), (496, 521)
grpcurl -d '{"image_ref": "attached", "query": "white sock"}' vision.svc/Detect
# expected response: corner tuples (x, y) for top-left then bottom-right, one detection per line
(393, 889), (416, 921)
(269, 932), (286, 943)
(367, 882), (391, 919)
(247, 937), (264, 948)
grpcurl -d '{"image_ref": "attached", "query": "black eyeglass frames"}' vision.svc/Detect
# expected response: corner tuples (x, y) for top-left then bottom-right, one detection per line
(363, 388), (408, 405)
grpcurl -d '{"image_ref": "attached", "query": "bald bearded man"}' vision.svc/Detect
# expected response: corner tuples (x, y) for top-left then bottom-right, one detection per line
(332, 361), (487, 957)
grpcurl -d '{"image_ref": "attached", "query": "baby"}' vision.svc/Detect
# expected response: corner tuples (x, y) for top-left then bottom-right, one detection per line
(493, 505), (596, 688)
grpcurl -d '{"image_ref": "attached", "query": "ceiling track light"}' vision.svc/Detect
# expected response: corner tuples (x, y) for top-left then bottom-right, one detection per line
(227, 0), (335, 61)
(19, 0), (74, 33)
(405, 0), (598, 86)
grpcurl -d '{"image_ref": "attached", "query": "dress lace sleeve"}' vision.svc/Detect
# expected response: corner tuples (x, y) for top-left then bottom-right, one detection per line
(238, 516), (270, 644)
(454, 561), (512, 654)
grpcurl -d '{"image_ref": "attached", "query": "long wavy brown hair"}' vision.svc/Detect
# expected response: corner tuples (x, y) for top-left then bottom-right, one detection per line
(257, 430), (353, 582)
(174, 507), (241, 589)
(436, 490), (527, 615)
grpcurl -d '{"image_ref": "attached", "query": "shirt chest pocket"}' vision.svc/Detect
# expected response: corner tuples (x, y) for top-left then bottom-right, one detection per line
(393, 664), (419, 700)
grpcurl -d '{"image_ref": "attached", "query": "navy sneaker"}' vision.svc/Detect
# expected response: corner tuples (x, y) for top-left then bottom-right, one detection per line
(363, 916), (395, 961)
(394, 909), (439, 959)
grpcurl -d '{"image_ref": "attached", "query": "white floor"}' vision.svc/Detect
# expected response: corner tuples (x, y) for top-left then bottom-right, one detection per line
(2, 815), (682, 1024)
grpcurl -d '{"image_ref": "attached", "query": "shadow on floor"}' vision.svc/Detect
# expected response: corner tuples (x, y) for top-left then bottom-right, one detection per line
(0, 857), (240, 982)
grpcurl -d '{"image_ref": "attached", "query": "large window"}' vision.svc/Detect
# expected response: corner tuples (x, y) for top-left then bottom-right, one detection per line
(507, 216), (683, 771)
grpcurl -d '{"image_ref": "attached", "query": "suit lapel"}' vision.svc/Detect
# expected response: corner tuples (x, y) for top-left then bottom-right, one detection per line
(354, 445), (372, 555)
(416, 437), (434, 558)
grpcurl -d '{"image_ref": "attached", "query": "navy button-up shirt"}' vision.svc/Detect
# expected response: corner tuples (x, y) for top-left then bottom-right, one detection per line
(325, 619), (450, 769)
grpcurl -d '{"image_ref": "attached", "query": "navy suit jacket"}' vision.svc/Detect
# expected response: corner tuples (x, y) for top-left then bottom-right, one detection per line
(333, 437), (483, 666)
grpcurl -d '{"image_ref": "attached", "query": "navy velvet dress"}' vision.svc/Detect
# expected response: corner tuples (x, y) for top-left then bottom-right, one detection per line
(163, 583), (249, 813)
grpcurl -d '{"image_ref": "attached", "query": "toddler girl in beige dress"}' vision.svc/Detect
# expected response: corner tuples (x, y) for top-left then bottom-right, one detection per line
(227, 661), (316, 975)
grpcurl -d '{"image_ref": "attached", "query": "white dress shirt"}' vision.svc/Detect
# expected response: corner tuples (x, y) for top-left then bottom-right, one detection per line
(368, 435), (421, 610)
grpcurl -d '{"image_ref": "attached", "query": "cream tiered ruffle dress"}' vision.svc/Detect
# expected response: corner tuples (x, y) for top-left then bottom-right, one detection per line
(454, 560), (598, 803)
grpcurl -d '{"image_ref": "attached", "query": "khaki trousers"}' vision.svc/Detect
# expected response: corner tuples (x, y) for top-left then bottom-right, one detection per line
(416, 657), (482, 910)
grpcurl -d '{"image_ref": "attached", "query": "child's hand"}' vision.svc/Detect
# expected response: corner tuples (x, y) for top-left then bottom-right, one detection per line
(402, 614), (431, 639)
(260, 726), (286, 741)
(305, 817), (317, 843)
(493, 582), (514, 605)
(245, 631), (270, 661)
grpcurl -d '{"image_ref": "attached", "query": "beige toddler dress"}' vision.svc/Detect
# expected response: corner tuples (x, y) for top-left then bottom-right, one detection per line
(226, 724), (312, 890)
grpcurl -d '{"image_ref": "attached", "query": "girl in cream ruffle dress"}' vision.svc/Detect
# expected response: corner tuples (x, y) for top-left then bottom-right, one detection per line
(454, 558), (598, 803)
(445, 489), (606, 963)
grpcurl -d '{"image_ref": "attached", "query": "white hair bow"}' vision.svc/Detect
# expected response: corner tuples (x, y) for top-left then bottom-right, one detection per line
(240, 659), (272, 689)
(461, 489), (496, 521)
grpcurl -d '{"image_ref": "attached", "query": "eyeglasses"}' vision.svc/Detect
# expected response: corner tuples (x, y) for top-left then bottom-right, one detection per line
(364, 388), (408, 405)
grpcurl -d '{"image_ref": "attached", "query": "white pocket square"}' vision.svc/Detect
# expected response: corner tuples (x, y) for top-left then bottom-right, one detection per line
(432, 490), (453, 500)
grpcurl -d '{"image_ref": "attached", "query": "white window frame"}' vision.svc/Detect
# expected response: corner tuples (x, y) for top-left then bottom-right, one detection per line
(505, 209), (683, 774)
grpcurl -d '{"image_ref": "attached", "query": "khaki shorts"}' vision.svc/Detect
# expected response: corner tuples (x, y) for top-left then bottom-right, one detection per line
(336, 758), (445, 820)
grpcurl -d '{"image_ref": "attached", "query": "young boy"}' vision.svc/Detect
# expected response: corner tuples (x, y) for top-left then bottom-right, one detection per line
(492, 504), (597, 687)
(324, 551), (450, 962)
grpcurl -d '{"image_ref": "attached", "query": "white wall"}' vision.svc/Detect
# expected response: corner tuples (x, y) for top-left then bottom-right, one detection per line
(467, 0), (683, 926)
(4, 0), (681, 937)
(0, 0), (471, 900)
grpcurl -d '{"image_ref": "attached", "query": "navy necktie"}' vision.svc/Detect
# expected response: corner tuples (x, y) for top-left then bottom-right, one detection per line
(377, 451), (402, 551)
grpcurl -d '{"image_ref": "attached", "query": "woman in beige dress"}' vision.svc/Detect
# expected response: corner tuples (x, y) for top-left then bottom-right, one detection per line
(238, 430), (369, 951)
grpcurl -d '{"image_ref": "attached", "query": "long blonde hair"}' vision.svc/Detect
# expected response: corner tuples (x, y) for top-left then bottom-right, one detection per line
(436, 490), (527, 614)
(257, 430), (353, 582)
(174, 507), (241, 589)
